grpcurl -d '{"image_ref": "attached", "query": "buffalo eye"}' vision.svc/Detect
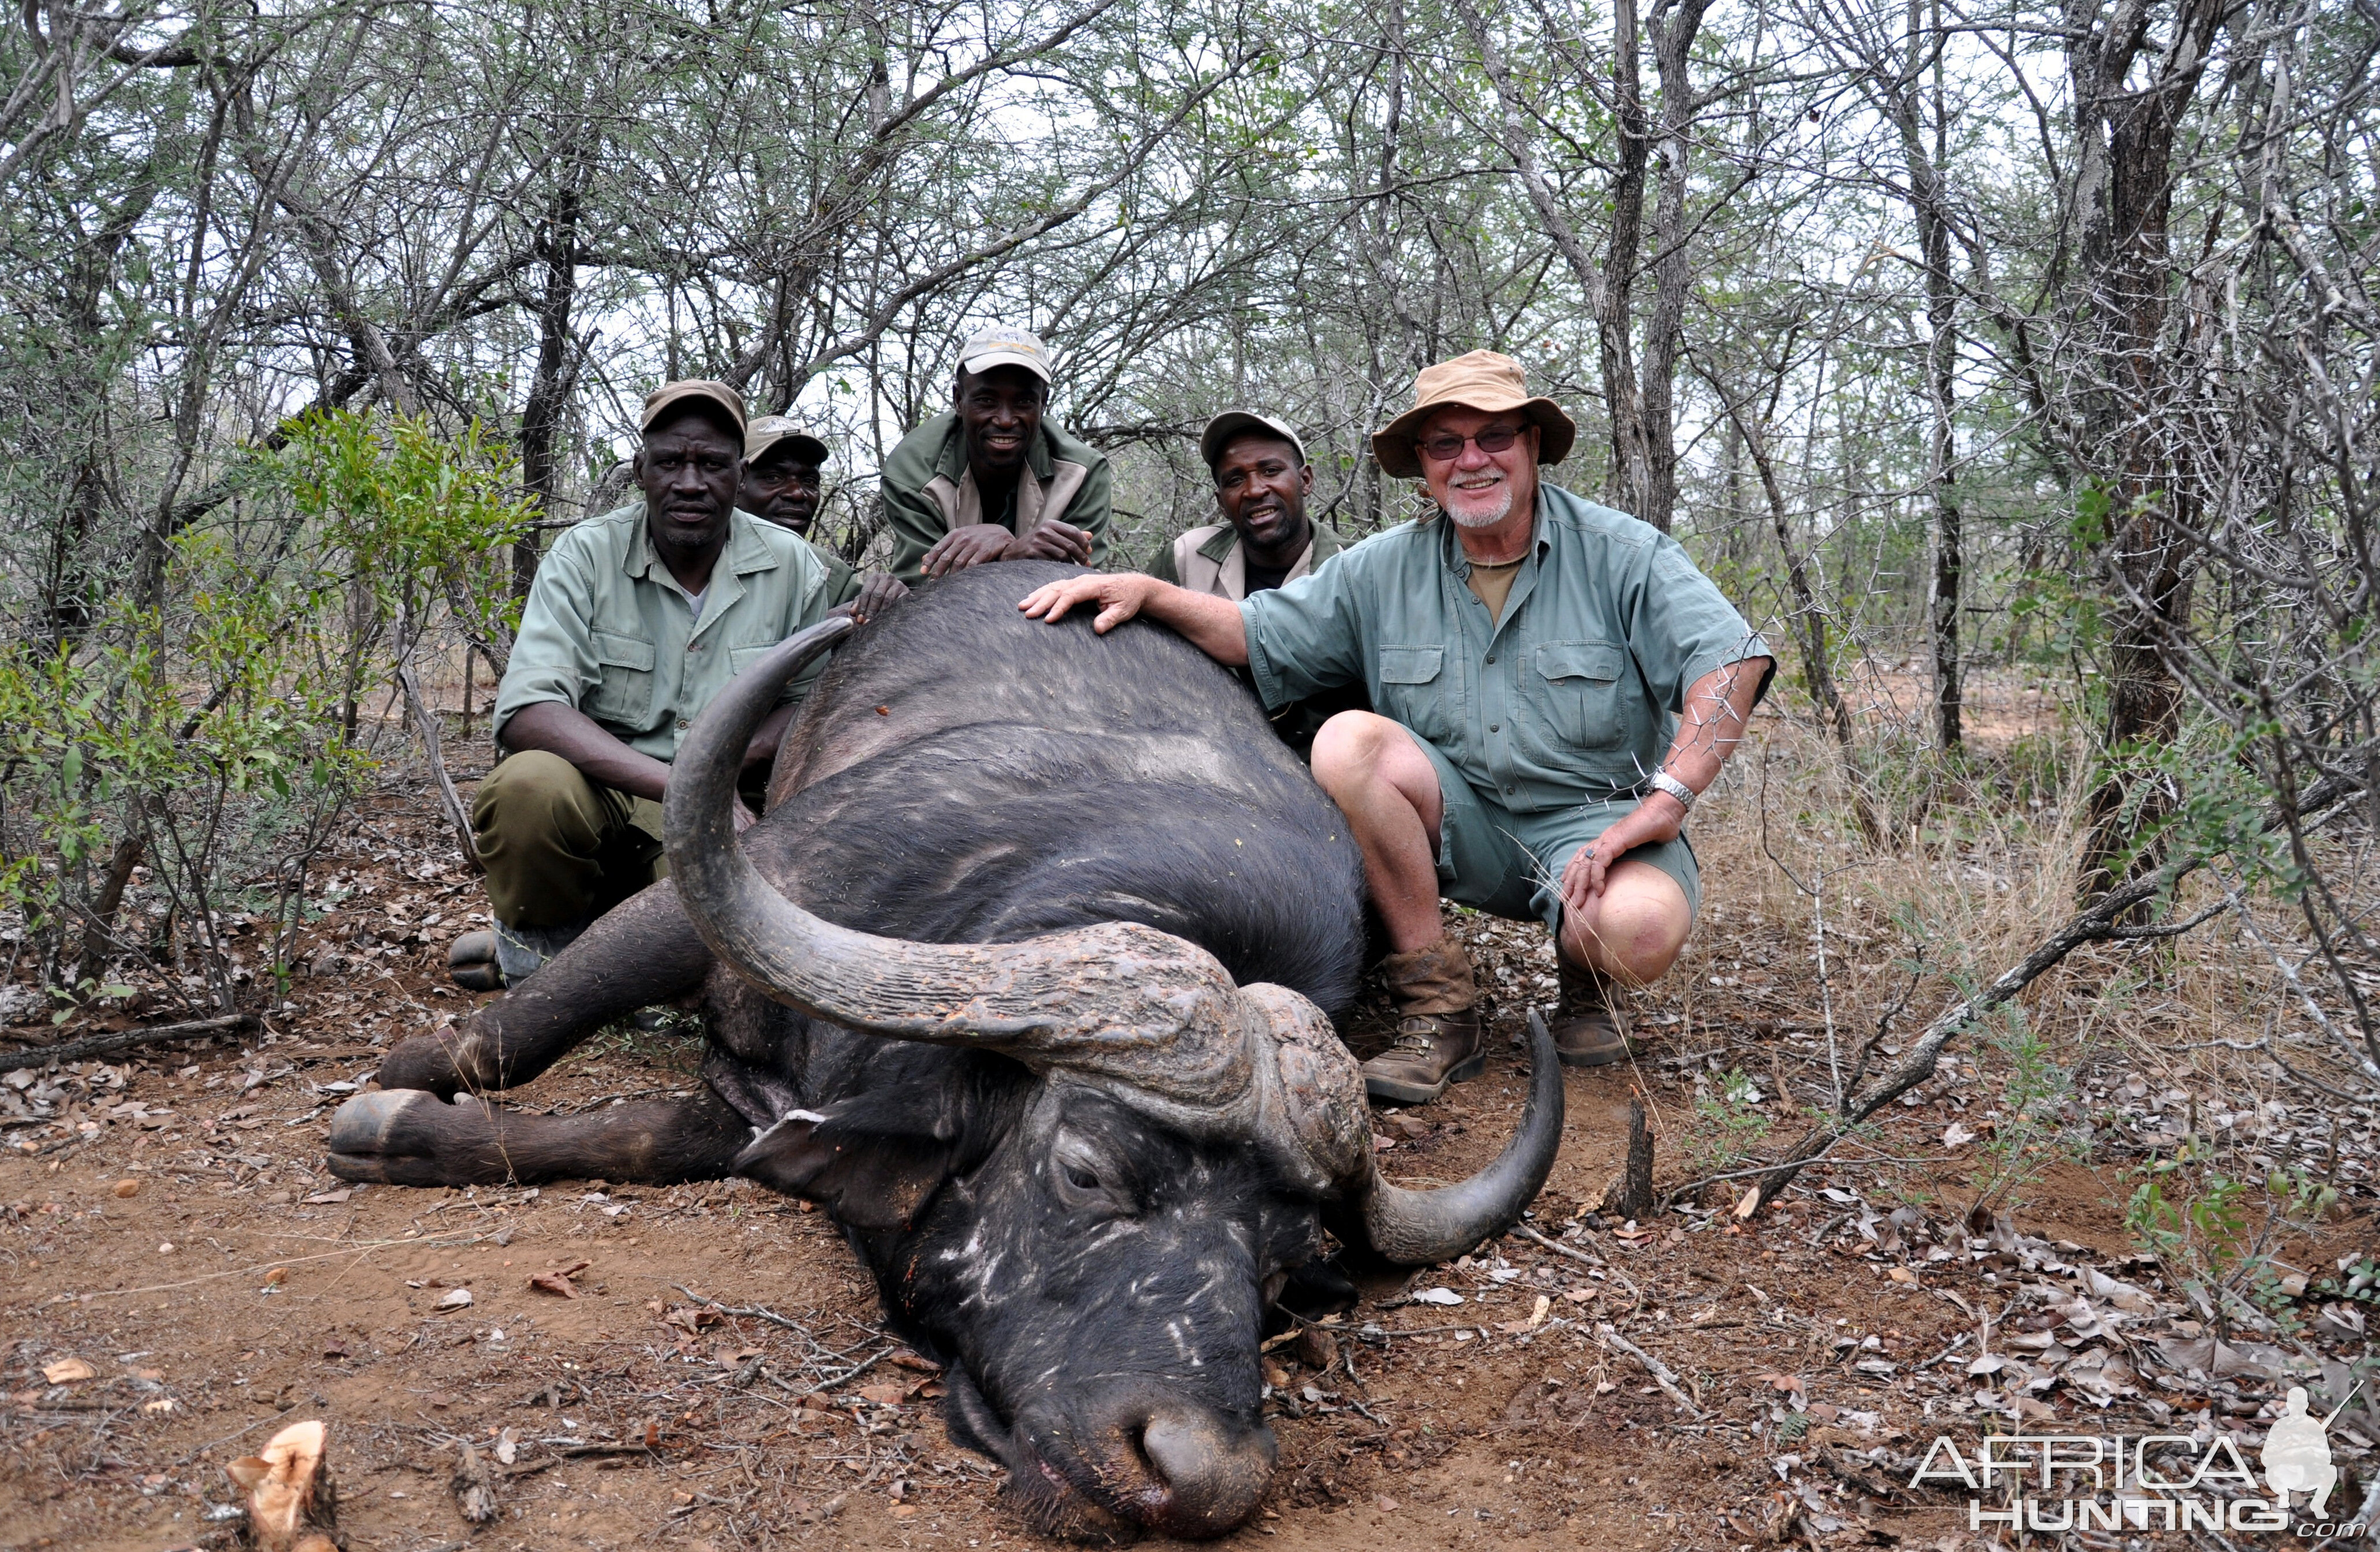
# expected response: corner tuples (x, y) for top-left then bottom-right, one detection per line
(1062, 1161), (1101, 1192)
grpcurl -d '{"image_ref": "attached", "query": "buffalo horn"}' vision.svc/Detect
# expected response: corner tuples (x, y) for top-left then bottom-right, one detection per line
(1354, 1010), (1565, 1263)
(662, 623), (1215, 1053)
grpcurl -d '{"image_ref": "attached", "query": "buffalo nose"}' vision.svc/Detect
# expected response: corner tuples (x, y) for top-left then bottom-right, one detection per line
(1136, 1405), (1276, 1537)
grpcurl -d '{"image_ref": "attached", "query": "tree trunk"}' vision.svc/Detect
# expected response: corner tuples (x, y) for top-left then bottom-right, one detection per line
(1601, 0), (1652, 518)
(1909, 0), (1960, 749)
(1634, 0), (1711, 534)
(2064, 0), (2227, 897)
(517, 175), (583, 600)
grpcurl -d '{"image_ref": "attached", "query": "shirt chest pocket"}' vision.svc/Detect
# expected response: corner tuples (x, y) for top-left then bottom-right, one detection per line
(585, 630), (657, 727)
(1529, 640), (1629, 750)
(1376, 644), (1456, 745)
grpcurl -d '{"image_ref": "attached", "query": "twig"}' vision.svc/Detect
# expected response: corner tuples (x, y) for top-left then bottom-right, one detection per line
(1510, 1222), (1604, 1267)
(670, 1285), (815, 1334)
(1597, 1325), (1707, 1420)
(1739, 826), (2311, 1213)
(1, 1013), (256, 1072)
(392, 597), (483, 876)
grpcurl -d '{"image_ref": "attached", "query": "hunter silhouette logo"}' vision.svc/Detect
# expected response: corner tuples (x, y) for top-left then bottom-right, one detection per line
(2263, 1386), (2345, 1517)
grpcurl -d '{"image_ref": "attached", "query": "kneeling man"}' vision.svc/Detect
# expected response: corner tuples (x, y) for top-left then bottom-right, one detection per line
(452, 380), (839, 990)
(1020, 351), (1772, 1102)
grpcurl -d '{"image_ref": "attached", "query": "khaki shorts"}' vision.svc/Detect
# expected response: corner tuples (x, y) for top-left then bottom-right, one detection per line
(1407, 729), (1700, 936)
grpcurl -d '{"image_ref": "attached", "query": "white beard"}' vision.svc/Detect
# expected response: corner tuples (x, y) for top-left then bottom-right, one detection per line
(1445, 482), (1513, 528)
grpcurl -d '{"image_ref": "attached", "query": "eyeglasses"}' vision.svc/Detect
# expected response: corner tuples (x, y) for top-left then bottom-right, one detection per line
(1417, 424), (1525, 462)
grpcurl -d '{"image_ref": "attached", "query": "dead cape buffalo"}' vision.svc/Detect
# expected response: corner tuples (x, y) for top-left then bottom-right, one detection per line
(324, 560), (1562, 1540)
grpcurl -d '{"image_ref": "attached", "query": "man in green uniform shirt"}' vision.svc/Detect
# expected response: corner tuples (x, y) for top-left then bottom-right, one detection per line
(447, 380), (841, 991)
(1019, 351), (1773, 1105)
(877, 326), (1114, 584)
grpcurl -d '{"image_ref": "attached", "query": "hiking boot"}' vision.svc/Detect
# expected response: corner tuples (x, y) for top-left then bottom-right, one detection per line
(1548, 958), (1636, 1067)
(447, 930), (504, 993)
(1361, 937), (1485, 1104)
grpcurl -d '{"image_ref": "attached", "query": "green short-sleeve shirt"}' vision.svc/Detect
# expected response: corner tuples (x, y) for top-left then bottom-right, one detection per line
(1240, 484), (1773, 811)
(493, 504), (835, 762)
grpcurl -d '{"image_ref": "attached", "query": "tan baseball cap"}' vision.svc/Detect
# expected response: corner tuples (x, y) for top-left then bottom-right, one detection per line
(1371, 350), (1574, 478)
(958, 325), (1053, 384)
(745, 415), (829, 467)
(641, 379), (747, 437)
(1199, 410), (1306, 470)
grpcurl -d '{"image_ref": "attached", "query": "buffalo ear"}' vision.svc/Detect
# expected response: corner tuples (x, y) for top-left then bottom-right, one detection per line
(734, 1108), (955, 1231)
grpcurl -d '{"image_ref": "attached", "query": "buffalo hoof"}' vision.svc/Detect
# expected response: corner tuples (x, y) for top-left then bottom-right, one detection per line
(371, 1032), (470, 1099)
(327, 1090), (504, 1185)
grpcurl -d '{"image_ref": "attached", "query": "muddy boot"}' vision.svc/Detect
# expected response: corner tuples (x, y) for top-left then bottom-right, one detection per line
(493, 918), (590, 988)
(1361, 937), (1485, 1105)
(447, 930), (504, 993)
(1548, 958), (1636, 1067)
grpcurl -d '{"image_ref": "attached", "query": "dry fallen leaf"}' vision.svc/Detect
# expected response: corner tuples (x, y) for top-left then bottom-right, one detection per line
(1943, 1121), (1977, 1149)
(434, 1288), (473, 1311)
(111, 1179), (139, 1198)
(855, 1383), (910, 1408)
(264, 1267), (288, 1287)
(1888, 1266), (1921, 1285)
(42, 1357), (94, 1384)
(1735, 1185), (1761, 1220)
(1760, 1373), (1803, 1393)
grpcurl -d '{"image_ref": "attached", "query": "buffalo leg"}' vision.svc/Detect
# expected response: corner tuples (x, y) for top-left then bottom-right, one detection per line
(325, 1083), (749, 1187)
(376, 881), (713, 1098)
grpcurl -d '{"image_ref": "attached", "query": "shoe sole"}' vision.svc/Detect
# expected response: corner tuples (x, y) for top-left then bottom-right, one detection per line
(1363, 1050), (1486, 1105)
(1555, 1043), (1633, 1068)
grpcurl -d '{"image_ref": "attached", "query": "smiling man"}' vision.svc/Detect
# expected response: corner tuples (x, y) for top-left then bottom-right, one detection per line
(1152, 411), (1348, 598)
(878, 326), (1113, 584)
(448, 380), (838, 992)
(1018, 351), (1773, 1104)
(1151, 410), (1361, 756)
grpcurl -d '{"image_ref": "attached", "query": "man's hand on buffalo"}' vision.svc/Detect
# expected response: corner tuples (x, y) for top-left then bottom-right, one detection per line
(1019, 570), (1161, 633)
(1019, 571), (1255, 664)
(1006, 517), (1092, 565)
(833, 571), (909, 623)
(920, 522), (1022, 577)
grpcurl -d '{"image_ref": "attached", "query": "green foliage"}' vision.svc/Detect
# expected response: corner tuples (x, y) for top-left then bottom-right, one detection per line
(2124, 1147), (2338, 1340)
(0, 410), (532, 1009)
(1683, 1067), (1774, 1171)
(1964, 998), (2089, 1212)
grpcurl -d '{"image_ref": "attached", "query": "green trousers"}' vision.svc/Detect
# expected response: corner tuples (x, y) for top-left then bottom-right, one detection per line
(471, 751), (668, 929)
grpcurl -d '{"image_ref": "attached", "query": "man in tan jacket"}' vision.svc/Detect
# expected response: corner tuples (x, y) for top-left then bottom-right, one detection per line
(1150, 411), (1348, 599)
(1150, 411), (1360, 757)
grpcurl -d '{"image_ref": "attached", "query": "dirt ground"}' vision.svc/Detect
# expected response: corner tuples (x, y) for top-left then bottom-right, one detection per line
(5, 696), (2378, 1551)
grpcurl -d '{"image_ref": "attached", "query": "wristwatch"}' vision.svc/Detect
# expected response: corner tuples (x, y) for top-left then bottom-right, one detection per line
(1647, 771), (1697, 811)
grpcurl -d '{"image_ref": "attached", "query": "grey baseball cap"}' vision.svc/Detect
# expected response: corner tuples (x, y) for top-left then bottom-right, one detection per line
(958, 326), (1053, 384)
(745, 415), (829, 467)
(1200, 410), (1307, 470)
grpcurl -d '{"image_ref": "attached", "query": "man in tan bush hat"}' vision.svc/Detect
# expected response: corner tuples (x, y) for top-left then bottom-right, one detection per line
(1017, 350), (1772, 1104)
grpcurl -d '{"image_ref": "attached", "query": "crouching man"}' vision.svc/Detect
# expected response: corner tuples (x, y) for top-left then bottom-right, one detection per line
(448, 380), (838, 990)
(1020, 351), (1773, 1103)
